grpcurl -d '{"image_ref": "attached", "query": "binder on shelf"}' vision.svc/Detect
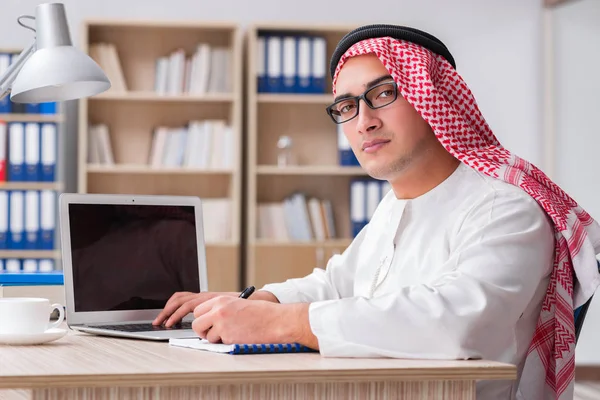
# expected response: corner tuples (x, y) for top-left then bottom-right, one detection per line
(24, 122), (40, 182)
(0, 53), (11, 114)
(310, 36), (327, 93)
(24, 190), (39, 249)
(337, 124), (359, 166)
(39, 102), (57, 114)
(256, 36), (267, 93)
(257, 33), (328, 94)
(8, 122), (25, 182)
(0, 121), (6, 182)
(266, 35), (282, 93)
(8, 190), (24, 249)
(0, 191), (7, 249)
(40, 123), (57, 182)
(366, 180), (381, 222)
(297, 36), (311, 93)
(169, 337), (317, 355)
(350, 180), (366, 237)
(4, 259), (20, 272)
(22, 259), (37, 272)
(25, 103), (40, 114)
(38, 259), (55, 272)
(282, 36), (296, 93)
(40, 190), (55, 250)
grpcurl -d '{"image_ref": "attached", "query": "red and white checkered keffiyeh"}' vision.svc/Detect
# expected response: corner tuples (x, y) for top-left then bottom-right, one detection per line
(332, 37), (600, 399)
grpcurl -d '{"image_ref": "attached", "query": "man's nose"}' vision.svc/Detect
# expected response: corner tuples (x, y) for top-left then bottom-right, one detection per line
(356, 104), (382, 134)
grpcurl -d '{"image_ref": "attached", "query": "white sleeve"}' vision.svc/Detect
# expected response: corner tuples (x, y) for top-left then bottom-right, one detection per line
(259, 226), (369, 304)
(307, 190), (555, 359)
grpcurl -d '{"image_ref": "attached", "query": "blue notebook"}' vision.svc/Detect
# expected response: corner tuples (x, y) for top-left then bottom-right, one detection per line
(169, 338), (317, 355)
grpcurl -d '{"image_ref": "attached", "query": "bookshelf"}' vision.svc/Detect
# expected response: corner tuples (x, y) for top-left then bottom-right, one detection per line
(77, 20), (243, 292)
(0, 47), (64, 275)
(245, 23), (377, 288)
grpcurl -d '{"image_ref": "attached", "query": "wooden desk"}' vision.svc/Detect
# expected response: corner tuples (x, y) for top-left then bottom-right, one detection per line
(0, 327), (516, 400)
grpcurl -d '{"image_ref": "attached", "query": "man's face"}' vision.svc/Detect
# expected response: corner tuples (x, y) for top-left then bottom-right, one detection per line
(332, 53), (437, 181)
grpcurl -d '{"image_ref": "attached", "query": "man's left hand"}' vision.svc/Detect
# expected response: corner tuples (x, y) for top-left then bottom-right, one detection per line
(192, 296), (319, 349)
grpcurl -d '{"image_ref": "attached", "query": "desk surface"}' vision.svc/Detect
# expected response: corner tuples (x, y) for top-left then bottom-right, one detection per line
(0, 326), (516, 390)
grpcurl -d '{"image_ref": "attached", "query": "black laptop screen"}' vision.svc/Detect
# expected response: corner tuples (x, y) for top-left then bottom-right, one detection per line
(68, 203), (201, 312)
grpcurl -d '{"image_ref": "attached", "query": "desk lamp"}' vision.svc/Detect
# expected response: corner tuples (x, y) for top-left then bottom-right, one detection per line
(0, 2), (110, 103)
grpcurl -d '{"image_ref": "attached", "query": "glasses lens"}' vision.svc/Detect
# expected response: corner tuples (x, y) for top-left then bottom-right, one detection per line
(366, 82), (397, 108)
(329, 98), (358, 123)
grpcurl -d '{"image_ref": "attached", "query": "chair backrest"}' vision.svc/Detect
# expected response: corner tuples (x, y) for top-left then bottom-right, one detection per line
(574, 260), (600, 343)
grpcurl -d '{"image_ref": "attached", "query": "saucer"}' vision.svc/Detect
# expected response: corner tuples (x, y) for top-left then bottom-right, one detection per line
(0, 328), (67, 345)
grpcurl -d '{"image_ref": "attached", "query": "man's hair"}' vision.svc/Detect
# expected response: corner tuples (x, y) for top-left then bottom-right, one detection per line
(329, 24), (457, 79)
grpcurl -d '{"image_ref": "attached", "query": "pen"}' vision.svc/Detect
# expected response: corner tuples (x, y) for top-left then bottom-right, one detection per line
(239, 286), (255, 299)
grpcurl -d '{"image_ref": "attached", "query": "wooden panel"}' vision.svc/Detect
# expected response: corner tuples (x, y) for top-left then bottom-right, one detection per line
(0, 183), (63, 191)
(206, 245), (240, 292)
(0, 250), (59, 259)
(257, 102), (338, 166)
(31, 381), (476, 400)
(86, 173), (232, 198)
(0, 114), (63, 123)
(252, 242), (350, 289)
(256, 174), (364, 239)
(88, 23), (235, 92)
(87, 101), (232, 165)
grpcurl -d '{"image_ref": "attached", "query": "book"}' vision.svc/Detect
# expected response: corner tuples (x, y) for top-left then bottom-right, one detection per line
(169, 337), (317, 355)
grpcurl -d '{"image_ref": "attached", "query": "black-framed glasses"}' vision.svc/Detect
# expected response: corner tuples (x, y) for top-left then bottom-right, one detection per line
(325, 81), (398, 124)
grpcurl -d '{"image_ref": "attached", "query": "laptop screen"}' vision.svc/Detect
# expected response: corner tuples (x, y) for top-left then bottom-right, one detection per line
(68, 203), (201, 313)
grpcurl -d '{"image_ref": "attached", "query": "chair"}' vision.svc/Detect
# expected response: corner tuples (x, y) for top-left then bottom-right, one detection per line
(574, 260), (600, 343)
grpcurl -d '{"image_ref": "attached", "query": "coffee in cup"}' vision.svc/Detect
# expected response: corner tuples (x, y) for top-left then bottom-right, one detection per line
(0, 298), (64, 335)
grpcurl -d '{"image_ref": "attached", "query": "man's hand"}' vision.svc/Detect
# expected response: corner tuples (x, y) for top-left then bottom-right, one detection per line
(153, 290), (281, 327)
(192, 296), (319, 349)
(153, 291), (237, 327)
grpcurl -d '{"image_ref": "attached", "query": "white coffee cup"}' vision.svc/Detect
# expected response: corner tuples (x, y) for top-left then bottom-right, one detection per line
(0, 298), (64, 335)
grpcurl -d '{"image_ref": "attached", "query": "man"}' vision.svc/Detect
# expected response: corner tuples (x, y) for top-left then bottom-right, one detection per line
(153, 25), (600, 399)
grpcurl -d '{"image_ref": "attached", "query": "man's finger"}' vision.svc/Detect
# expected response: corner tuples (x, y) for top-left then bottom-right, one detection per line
(193, 296), (220, 318)
(193, 312), (216, 339)
(154, 294), (198, 325)
(164, 301), (199, 327)
(206, 326), (222, 343)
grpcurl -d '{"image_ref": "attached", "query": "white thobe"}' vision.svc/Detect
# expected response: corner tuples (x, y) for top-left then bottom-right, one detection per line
(261, 162), (555, 400)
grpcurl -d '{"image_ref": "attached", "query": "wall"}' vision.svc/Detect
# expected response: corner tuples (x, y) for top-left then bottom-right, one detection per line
(552, 0), (600, 365)
(0, 0), (544, 192)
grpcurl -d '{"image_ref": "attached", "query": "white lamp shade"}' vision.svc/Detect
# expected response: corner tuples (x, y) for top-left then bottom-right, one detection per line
(10, 45), (111, 103)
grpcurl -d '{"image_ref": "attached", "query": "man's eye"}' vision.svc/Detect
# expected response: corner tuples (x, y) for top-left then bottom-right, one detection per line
(338, 103), (355, 114)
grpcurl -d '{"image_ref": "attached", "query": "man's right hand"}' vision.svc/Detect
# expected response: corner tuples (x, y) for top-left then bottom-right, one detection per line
(153, 290), (280, 327)
(153, 291), (237, 327)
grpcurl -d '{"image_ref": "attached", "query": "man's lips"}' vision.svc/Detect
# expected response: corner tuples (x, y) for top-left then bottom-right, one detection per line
(362, 139), (391, 153)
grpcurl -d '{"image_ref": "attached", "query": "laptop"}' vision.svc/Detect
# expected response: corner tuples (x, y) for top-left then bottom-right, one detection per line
(59, 193), (209, 340)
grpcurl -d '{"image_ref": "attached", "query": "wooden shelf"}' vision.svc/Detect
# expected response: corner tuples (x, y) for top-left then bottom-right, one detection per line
(91, 91), (234, 103)
(245, 24), (359, 288)
(78, 20), (243, 292)
(0, 182), (63, 191)
(0, 114), (63, 123)
(257, 94), (333, 104)
(257, 165), (366, 176)
(87, 164), (233, 175)
(0, 250), (60, 259)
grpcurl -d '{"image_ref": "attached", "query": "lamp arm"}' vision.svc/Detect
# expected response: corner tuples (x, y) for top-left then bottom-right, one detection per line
(0, 41), (36, 101)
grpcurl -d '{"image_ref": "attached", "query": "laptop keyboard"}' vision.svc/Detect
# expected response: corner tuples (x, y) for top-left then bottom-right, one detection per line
(90, 321), (193, 332)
